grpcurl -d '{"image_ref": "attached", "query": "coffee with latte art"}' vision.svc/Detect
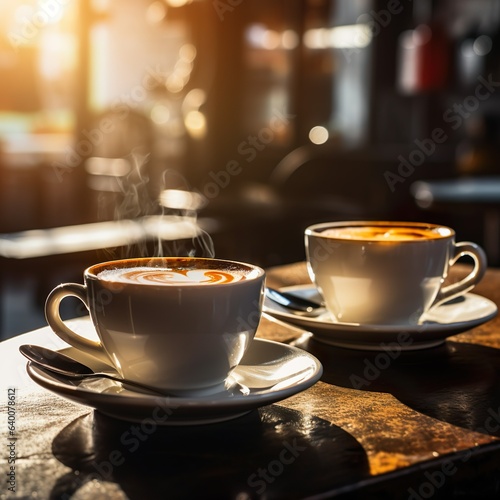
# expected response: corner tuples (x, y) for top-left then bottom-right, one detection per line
(306, 220), (486, 326)
(45, 257), (265, 393)
(322, 225), (451, 241)
(98, 267), (247, 285)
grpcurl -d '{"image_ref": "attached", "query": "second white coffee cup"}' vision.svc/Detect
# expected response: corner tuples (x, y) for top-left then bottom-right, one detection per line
(305, 221), (487, 326)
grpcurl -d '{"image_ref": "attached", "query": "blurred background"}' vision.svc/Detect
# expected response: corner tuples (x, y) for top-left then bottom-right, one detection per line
(1, 0), (500, 337)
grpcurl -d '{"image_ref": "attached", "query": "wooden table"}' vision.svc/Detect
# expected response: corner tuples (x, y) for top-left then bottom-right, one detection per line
(1, 262), (500, 499)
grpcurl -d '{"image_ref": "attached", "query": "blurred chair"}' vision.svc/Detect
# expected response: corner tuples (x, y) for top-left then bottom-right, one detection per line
(269, 142), (389, 218)
(200, 142), (397, 266)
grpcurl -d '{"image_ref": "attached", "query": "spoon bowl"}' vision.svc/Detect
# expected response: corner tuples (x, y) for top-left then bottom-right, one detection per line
(265, 287), (325, 316)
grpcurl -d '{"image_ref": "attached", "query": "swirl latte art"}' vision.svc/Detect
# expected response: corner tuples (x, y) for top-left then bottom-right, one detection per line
(98, 267), (246, 285)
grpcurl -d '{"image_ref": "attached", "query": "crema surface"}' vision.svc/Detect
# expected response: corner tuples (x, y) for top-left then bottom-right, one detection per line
(98, 267), (246, 285)
(322, 226), (450, 241)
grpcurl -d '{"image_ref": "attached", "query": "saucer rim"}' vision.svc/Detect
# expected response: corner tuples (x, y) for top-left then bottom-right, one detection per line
(264, 285), (497, 350)
(264, 285), (497, 332)
(25, 335), (323, 424)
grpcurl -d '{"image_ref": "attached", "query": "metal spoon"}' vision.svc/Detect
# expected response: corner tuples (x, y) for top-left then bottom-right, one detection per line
(265, 287), (325, 317)
(20, 344), (169, 396)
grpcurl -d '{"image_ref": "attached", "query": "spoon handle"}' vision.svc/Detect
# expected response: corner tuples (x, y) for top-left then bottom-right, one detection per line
(20, 344), (169, 397)
(75, 371), (170, 397)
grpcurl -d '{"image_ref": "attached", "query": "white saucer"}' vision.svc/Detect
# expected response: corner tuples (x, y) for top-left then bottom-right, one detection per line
(264, 285), (498, 351)
(25, 322), (323, 425)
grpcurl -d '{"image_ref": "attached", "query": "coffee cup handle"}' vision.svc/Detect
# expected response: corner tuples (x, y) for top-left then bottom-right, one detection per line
(45, 283), (104, 358)
(432, 241), (487, 308)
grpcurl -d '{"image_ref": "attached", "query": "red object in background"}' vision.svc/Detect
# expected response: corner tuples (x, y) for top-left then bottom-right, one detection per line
(416, 22), (451, 91)
(398, 23), (452, 94)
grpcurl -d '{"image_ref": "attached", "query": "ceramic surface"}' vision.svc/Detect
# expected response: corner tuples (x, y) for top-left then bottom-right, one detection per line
(305, 221), (487, 325)
(45, 257), (265, 393)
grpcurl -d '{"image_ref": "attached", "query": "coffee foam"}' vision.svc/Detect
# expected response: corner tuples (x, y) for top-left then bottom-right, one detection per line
(97, 267), (247, 285)
(322, 226), (449, 241)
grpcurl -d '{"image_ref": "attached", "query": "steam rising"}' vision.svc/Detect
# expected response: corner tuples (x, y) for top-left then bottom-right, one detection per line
(99, 152), (214, 259)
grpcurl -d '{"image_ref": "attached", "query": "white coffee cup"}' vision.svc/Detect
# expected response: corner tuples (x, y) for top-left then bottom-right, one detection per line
(305, 221), (487, 325)
(45, 257), (265, 394)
